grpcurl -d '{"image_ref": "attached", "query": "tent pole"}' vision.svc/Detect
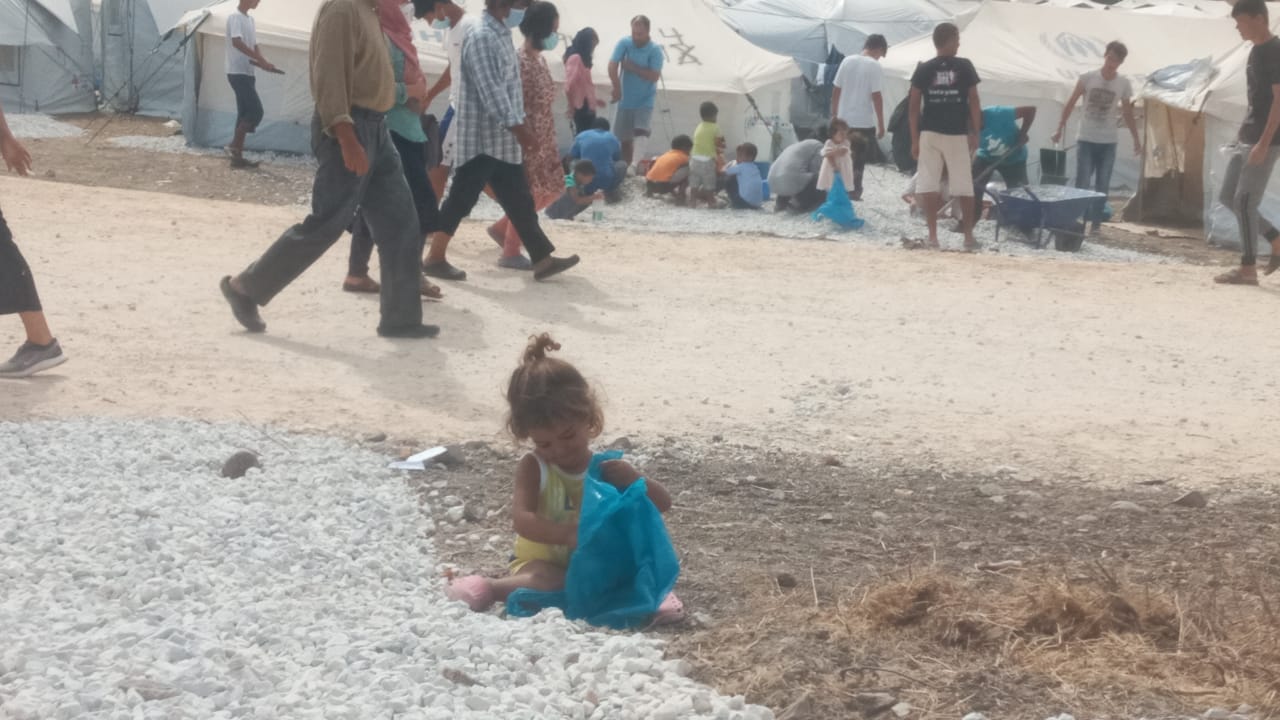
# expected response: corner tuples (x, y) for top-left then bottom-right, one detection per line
(20, 0), (32, 112)
(1141, 80), (1152, 221)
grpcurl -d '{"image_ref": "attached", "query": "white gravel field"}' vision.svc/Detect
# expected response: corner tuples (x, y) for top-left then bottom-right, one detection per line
(7, 114), (84, 140)
(0, 418), (772, 720)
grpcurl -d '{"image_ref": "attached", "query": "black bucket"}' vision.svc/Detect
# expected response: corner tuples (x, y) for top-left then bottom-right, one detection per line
(1040, 147), (1069, 178)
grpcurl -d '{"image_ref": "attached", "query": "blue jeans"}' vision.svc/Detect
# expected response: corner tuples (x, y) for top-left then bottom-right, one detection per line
(1075, 141), (1116, 227)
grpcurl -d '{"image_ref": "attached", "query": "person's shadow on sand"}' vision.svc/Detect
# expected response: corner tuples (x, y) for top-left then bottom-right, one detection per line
(448, 274), (628, 336)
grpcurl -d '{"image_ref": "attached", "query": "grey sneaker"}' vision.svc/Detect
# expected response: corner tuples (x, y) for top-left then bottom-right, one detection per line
(497, 254), (533, 271)
(0, 340), (67, 378)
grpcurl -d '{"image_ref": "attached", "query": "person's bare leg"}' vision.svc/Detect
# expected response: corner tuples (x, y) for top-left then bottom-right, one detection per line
(424, 231), (452, 266)
(429, 165), (450, 202)
(18, 311), (53, 346)
(488, 217), (510, 246)
(489, 561), (566, 602)
(957, 195), (978, 250)
(621, 140), (635, 166)
(919, 191), (941, 248)
(229, 123), (249, 157)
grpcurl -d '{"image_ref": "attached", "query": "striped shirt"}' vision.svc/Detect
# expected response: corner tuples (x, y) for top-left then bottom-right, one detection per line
(454, 11), (525, 167)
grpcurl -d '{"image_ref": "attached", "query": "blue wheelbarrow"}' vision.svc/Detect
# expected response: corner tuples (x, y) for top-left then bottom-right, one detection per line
(987, 185), (1107, 252)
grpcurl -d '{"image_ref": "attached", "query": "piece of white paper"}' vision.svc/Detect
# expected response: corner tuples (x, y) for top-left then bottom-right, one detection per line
(387, 446), (448, 471)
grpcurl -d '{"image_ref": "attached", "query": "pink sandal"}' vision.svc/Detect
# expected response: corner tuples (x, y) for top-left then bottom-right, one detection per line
(651, 592), (686, 627)
(445, 575), (495, 612)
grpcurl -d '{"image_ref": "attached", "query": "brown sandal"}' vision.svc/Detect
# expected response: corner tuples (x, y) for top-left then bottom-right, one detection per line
(342, 275), (380, 293)
(1214, 268), (1260, 286)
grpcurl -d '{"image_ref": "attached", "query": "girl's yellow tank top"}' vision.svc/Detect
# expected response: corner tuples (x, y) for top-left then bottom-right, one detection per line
(510, 454), (585, 572)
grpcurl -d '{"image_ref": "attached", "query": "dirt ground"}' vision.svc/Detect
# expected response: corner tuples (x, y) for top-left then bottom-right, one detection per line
(425, 440), (1280, 720)
(21, 115), (314, 206)
(3, 131), (1279, 718)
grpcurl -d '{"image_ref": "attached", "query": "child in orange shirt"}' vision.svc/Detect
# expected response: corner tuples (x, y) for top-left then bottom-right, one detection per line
(645, 135), (693, 204)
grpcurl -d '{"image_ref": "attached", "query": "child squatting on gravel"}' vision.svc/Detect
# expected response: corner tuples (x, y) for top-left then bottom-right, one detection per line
(445, 334), (684, 623)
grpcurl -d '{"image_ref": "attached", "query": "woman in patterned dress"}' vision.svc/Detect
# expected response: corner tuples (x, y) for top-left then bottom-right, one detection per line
(487, 1), (563, 270)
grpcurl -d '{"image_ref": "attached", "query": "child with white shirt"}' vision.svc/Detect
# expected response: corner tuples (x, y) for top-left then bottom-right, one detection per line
(818, 119), (856, 199)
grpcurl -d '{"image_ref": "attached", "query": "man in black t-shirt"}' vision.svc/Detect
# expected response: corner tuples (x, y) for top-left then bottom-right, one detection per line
(1216, 0), (1280, 285)
(909, 23), (982, 251)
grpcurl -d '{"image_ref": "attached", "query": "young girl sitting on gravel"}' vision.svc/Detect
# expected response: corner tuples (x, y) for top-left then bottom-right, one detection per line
(445, 334), (684, 623)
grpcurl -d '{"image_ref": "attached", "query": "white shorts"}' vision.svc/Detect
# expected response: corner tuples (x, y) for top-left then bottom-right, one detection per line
(688, 156), (717, 192)
(916, 131), (974, 197)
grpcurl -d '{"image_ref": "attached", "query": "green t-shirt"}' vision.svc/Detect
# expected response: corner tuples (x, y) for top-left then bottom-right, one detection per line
(693, 121), (721, 158)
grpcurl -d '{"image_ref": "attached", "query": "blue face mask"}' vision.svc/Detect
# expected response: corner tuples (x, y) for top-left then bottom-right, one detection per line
(431, 18), (451, 30)
(541, 34), (559, 51)
(504, 7), (525, 29)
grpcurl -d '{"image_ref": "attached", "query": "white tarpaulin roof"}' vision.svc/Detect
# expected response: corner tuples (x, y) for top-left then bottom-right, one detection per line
(185, 0), (799, 95)
(36, 0), (78, 28)
(148, 0), (215, 34)
(0, 0), (55, 45)
(716, 0), (960, 65)
(880, 1), (1244, 106)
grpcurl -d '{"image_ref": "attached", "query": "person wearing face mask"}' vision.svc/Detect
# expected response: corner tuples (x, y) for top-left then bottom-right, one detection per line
(343, 0), (444, 299)
(423, 0), (580, 283)
(485, 2), (564, 271)
(563, 28), (604, 135)
(419, 0), (477, 201)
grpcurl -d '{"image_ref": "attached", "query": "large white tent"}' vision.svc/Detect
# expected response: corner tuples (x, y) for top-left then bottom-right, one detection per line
(179, 0), (799, 158)
(99, 0), (213, 117)
(878, 1), (1244, 192)
(0, 0), (96, 114)
(716, 0), (965, 70)
(1139, 15), (1280, 250)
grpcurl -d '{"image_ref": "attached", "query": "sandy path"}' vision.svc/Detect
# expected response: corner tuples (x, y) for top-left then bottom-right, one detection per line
(2, 177), (1274, 487)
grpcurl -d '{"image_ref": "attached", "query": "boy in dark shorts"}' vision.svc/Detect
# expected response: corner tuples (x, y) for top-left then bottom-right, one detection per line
(225, 0), (281, 169)
(0, 99), (68, 378)
(545, 160), (605, 221)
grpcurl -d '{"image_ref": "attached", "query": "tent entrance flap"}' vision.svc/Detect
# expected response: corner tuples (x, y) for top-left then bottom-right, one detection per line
(1126, 103), (1207, 226)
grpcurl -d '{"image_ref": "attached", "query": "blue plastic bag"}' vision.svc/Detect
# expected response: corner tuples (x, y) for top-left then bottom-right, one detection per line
(812, 173), (865, 230)
(506, 451), (680, 630)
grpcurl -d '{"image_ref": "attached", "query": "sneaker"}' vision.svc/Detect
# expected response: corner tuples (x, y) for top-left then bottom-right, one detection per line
(0, 339), (67, 378)
(498, 254), (533, 271)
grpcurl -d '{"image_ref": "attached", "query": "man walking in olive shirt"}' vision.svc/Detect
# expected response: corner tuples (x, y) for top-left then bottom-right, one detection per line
(219, 0), (437, 339)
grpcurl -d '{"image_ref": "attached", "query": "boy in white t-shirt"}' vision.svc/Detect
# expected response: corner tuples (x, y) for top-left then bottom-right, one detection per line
(421, 0), (478, 199)
(1052, 41), (1141, 234)
(224, 0), (279, 168)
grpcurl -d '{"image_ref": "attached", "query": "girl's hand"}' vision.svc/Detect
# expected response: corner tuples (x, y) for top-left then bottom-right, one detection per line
(600, 460), (642, 489)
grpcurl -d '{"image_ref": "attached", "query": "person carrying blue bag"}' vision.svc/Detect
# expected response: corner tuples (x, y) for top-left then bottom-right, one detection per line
(445, 334), (685, 628)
